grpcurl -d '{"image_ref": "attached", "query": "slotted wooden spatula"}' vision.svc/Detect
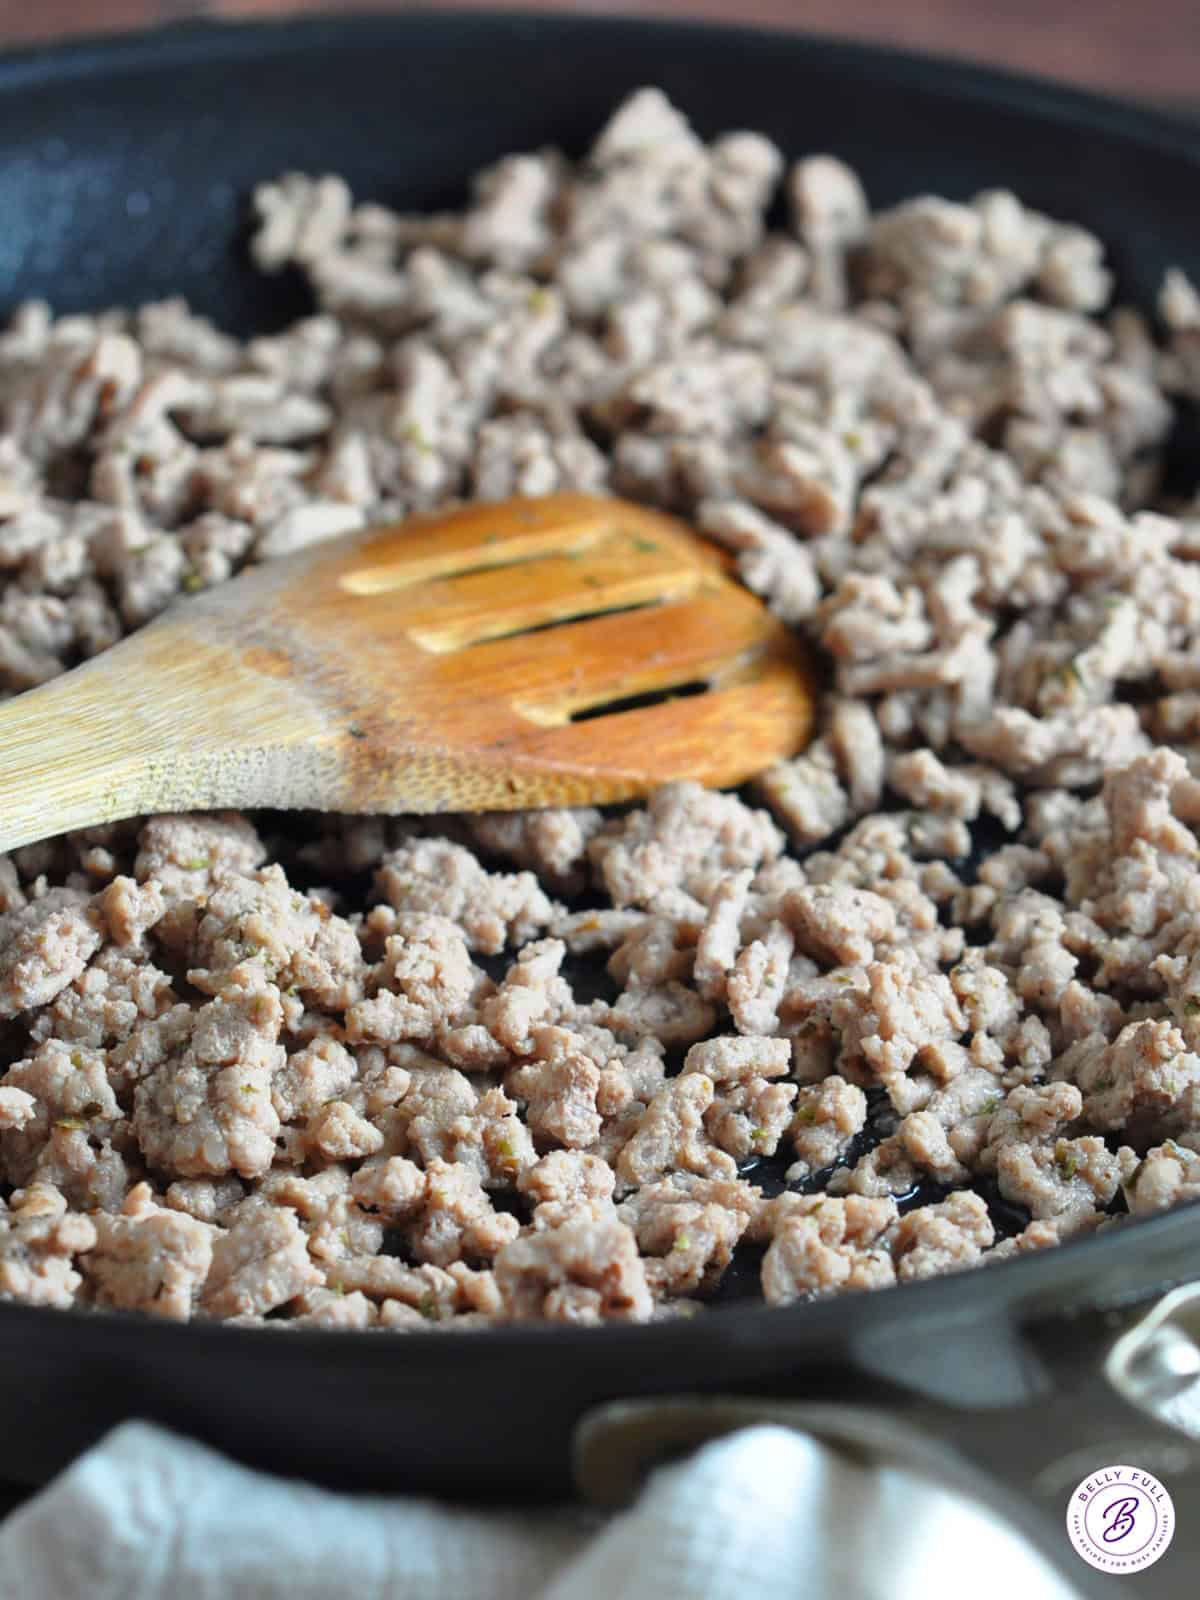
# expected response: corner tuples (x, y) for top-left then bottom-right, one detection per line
(0, 494), (815, 851)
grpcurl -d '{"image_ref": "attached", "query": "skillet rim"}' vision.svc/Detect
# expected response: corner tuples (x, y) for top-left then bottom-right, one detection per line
(0, 9), (1198, 1361)
(0, 3), (1197, 167)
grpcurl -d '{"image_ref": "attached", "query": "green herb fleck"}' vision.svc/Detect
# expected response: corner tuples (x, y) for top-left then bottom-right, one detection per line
(347, 723), (367, 740)
(1093, 1075), (1113, 1091)
(417, 1290), (440, 1321)
(329, 1281), (346, 1298)
(240, 1083), (258, 1097)
(631, 537), (660, 554)
(183, 857), (210, 872)
(794, 1105), (817, 1124)
(1058, 660), (1085, 690)
(69, 1051), (85, 1071)
(527, 287), (555, 314)
(750, 1126), (769, 1147)
(400, 421), (433, 454)
(672, 1232), (691, 1253)
(55, 1117), (86, 1131)
(340, 1229), (351, 1250)
(182, 571), (204, 593)
(1184, 998), (1200, 1016)
(981, 1095), (1000, 1115)
(1055, 1141), (1080, 1179)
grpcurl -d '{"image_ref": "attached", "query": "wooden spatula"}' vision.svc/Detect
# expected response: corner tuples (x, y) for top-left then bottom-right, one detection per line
(0, 494), (815, 851)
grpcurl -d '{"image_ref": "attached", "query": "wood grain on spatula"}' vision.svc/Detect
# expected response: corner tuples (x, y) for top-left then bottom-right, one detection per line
(0, 494), (816, 850)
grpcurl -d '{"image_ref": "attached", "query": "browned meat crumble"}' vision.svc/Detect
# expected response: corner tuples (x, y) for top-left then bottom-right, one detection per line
(2, 89), (1200, 1329)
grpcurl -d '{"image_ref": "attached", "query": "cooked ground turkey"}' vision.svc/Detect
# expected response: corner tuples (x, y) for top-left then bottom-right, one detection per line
(1, 88), (1200, 1329)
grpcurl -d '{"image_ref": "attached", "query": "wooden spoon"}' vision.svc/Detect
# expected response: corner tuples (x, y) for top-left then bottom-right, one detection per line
(0, 494), (815, 851)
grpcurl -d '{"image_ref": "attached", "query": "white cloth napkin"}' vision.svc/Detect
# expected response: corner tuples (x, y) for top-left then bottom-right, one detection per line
(0, 1419), (1084, 1600)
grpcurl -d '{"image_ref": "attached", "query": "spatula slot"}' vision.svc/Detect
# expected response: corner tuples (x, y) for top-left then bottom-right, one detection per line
(403, 549), (701, 650)
(569, 679), (710, 724)
(434, 599), (662, 653)
(343, 545), (571, 595)
(339, 501), (619, 595)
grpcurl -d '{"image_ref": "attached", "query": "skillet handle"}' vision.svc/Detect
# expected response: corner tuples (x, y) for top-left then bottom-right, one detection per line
(574, 1284), (1200, 1600)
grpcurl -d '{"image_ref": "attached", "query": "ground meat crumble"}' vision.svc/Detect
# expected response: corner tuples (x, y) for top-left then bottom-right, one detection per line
(2, 88), (1200, 1330)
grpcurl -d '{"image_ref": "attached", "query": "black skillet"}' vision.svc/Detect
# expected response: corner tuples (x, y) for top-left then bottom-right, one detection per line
(2, 14), (1200, 1595)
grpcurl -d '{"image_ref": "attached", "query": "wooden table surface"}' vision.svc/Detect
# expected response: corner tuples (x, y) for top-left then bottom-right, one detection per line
(1, 0), (1198, 107)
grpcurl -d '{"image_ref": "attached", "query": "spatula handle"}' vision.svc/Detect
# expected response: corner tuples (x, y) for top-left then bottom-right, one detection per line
(0, 661), (153, 852)
(0, 621), (330, 854)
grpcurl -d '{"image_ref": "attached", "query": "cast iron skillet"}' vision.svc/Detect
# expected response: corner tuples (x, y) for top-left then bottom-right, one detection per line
(3, 14), (1200, 1593)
